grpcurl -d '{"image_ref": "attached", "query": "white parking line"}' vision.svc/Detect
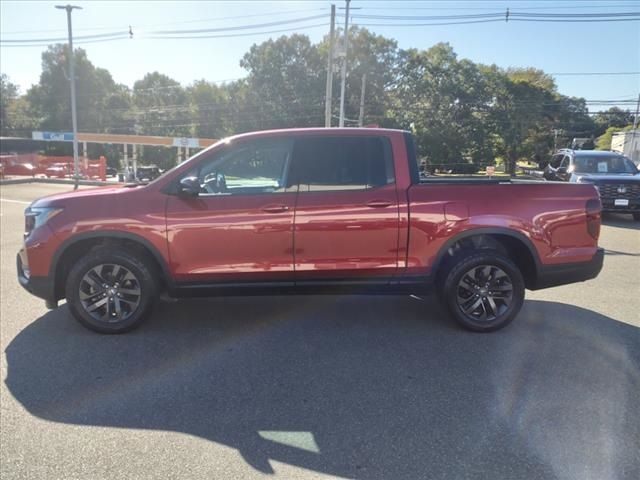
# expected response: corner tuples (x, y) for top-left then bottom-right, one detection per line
(0, 199), (31, 205)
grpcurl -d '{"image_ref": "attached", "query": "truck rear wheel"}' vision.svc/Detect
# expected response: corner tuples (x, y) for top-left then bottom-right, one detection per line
(65, 248), (158, 333)
(441, 250), (525, 332)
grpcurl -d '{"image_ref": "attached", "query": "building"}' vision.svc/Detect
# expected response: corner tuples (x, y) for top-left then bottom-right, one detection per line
(611, 129), (640, 165)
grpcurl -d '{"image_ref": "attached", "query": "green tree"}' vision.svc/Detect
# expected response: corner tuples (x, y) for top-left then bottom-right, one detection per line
(323, 27), (400, 126)
(28, 45), (120, 132)
(486, 67), (559, 175)
(390, 43), (493, 172)
(239, 34), (325, 130)
(593, 107), (634, 137)
(1, 74), (40, 139)
(187, 79), (232, 139)
(132, 72), (190, 170)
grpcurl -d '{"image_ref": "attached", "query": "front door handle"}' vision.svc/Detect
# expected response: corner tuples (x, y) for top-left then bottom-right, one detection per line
(366, 200), (392, 208)
(261, 204), (289, 213)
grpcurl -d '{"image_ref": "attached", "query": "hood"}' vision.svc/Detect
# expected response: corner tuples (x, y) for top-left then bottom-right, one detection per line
(31, 184), (145, 207)
(577, 173), (640, 184)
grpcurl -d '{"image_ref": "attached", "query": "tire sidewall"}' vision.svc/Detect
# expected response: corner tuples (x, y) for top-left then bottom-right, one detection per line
(443, 251), (525, 332)
(65, 249), (157, 334)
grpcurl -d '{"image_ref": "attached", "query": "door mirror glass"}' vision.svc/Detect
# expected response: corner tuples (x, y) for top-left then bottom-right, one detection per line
(179, 176), (201, 196)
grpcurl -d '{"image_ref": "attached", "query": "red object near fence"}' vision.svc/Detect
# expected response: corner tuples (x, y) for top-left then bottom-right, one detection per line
(0, 154), (106, 180)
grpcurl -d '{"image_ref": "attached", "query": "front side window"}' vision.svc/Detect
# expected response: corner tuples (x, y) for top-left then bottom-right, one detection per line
(187, 138), (293, 195)
(290, 136), (394, 192)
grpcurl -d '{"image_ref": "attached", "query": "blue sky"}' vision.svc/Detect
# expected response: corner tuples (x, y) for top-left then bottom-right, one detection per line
(1, 0), (639, 112)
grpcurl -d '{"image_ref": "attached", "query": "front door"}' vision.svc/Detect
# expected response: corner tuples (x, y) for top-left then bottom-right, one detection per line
(165, 137), (296, 284)
(289, 135), (400, 282)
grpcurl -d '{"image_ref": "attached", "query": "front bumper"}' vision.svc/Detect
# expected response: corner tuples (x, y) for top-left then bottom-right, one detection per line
(17, 252), (57, 308)
(530, 248), (604, 290)
(599, 195), (640, 213)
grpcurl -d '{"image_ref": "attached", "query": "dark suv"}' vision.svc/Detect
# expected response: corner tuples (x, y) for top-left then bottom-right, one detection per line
(544, 149), (640, 220)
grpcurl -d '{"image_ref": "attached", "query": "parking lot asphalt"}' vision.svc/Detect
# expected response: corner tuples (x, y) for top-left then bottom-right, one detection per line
(1, 183), (639, 480)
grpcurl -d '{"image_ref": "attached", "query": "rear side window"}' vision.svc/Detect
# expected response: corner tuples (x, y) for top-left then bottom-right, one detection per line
(290, 136), (394, 191)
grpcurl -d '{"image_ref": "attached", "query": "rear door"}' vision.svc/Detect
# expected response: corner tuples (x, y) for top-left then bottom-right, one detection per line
(290, 135), (400, 283)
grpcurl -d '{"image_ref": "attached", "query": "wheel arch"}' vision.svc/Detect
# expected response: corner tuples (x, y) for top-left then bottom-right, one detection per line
(50, 231), (172, 301)
(432, 227), (541, 289)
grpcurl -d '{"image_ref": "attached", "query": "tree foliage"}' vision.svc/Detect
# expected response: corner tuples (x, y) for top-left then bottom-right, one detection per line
(1, 31), (628, 173)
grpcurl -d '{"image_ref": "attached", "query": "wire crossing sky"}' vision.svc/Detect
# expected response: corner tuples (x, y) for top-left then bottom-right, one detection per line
(1, 0), (639, 109)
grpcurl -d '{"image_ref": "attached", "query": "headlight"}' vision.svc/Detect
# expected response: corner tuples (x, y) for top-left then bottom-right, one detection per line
(24, 206), (63, 237)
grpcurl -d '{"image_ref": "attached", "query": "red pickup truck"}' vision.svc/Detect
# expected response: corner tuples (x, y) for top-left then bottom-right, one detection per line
(18, 128), (604, 333)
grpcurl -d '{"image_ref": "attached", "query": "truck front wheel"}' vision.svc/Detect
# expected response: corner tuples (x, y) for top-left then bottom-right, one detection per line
(441, 250), (525, 332)
(65, 248), (158, 333)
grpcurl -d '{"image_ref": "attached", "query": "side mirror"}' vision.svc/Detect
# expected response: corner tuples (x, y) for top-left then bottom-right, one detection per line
(179, 176), (200, 196)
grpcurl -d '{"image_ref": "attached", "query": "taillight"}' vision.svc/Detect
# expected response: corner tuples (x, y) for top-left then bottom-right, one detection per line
(586, 198), (601, 240)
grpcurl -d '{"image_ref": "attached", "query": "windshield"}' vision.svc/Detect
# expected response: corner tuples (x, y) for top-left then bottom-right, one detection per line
(573, 155), (638, 174)
(146, 139), (228, 185)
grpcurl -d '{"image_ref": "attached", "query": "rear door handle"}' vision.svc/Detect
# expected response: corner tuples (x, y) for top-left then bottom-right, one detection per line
(366, 200), (392, 208)
(261, 204), (289, 213)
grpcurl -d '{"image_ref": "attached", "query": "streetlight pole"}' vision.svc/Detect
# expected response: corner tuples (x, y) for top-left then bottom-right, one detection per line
(324, 4), (336, 128)
(338, 0), (350, 127)
(358, 73), (367, 127)
(56, 4), (82, 190)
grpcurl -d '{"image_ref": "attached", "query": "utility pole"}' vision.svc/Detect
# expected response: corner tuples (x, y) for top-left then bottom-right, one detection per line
(56, 4), (82, 190)
(324, 5), (336, 128)
(338, 0), (350, 127)
(552, 128), (560, 151)
(358, 73), (366, 127)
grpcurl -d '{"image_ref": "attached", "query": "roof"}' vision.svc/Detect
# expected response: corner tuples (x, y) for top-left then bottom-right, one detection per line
(558, 149), (625, 157)
(228, 127), (408, 142)
(573, 150), (625, 157)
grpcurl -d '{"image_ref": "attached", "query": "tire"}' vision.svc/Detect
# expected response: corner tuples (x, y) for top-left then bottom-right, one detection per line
(633, 213), (640, 221)
(440, 250), (525, 332)
(65, 248), (158, 333)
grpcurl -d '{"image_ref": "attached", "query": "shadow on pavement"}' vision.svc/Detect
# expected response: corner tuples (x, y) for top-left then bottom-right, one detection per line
(5, 296), (640, 479)
(602, 213), (640, 230)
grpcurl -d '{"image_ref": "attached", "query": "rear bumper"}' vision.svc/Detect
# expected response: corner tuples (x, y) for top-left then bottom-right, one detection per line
(530, 248), (604, 290)
(17, 252), (57, 308)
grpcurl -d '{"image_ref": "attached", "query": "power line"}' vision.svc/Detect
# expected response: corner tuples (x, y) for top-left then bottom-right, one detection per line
(0, 30), (130, 43)
(0, 7), (329, 35)
(144, 23), (328, 41)
(0, 24), (326, 47)
(148, 14), (327, 35)
(355, 19), (503, 27)
(549, 71), (640, 76)
(361, 4), (640, 11)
